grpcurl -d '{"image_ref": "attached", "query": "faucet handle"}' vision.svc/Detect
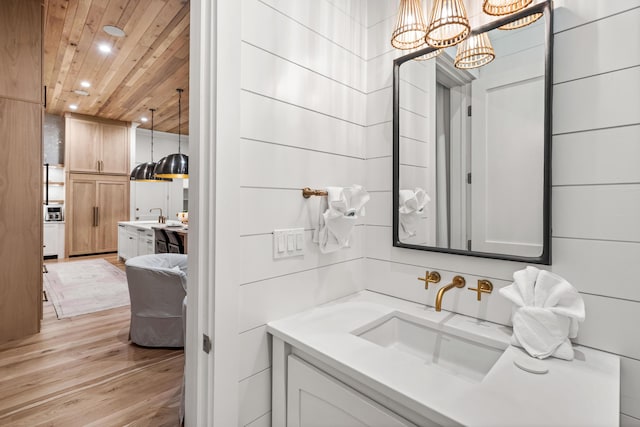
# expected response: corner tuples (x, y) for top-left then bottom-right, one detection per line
(469, 279), (493, 301)
(418, 271), (441, 289)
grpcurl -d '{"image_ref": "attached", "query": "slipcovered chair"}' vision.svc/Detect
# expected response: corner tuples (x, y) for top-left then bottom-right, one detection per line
(125, 253), (187, 347)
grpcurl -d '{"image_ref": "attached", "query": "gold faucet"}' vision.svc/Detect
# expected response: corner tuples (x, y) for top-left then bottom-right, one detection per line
(150, 208), (166, 224)
(435, 276), (465, 312)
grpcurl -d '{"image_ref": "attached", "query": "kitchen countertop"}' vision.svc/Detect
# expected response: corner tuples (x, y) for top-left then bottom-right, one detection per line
(118, 220), (188, 234)
(267, 291), (620, 426)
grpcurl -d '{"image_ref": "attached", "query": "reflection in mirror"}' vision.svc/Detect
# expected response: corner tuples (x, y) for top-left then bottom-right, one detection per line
(395, 6), (549, 262)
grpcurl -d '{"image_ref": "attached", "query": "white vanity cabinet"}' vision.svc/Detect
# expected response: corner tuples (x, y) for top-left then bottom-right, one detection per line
(269, 292), (620, 427)
(287, 355), (416, 427)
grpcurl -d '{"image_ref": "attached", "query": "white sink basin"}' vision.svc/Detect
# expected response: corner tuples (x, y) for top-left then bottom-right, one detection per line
(353, 312), (504, 382)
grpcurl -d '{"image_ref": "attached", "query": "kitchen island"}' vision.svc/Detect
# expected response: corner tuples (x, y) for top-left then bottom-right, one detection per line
(118, 221), (188, 260)
(151, 224), (188, 254)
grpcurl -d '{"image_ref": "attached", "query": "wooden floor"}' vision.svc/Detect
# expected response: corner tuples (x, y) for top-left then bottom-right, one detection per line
(0, 254), (184, 426)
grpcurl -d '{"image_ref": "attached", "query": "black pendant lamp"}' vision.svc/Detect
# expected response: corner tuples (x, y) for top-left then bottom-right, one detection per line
(130, 109), (172, 182)
(154, 88), (188, 179)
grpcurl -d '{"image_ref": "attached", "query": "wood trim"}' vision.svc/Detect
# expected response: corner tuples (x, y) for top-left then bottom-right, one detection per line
(64, 112), (132, 128)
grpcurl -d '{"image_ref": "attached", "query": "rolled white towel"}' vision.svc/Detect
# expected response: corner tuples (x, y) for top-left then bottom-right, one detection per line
(313, 185), (370, 254)
(500, 266), (585, 360)
(399, 188), (430, 238)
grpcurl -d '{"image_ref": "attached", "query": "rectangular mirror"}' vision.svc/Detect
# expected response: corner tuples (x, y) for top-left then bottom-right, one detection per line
(393, 1), (552, 264)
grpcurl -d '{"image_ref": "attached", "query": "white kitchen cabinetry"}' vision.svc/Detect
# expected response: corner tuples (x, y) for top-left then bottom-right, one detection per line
(43, 223), (65, 258)
(118, 223), (155, 261)
(287, 355), (415, 427)
(136, 227), (154, 256)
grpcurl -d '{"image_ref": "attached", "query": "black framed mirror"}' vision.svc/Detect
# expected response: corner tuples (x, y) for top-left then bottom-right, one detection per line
(392, 1), (552, 264)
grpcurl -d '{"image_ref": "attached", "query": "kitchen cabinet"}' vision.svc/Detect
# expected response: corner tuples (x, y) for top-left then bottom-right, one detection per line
(65, 114), (130, 175)
(287, 355), (415, 427)
(43, 223), (65, 258)
(67, 174), (129, 256)
(118, 223), (155, 261)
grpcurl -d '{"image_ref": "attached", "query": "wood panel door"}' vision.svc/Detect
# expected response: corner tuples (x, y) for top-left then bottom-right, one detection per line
(100, 124), (129, 175)
(68, 179), (97, 256)
(67, 119), (101, 173)
(0, 98), (42, 340)
(0, 0), (41, 103)
(95, 179), (129, 253)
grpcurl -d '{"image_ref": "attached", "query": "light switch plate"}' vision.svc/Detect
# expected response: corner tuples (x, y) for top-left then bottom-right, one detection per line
(273, 228), (305, 259)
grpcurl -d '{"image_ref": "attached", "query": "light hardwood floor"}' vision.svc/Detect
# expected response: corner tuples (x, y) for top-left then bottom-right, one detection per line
(0, 254), (184, 426)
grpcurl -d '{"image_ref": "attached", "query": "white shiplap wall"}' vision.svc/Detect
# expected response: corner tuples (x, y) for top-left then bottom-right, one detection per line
(237, 0), (367, 425)
(363, 1), (640, 424)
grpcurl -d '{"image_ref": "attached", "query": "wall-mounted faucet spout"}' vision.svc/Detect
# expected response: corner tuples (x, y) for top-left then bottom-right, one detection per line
(435, 276), (466, 312)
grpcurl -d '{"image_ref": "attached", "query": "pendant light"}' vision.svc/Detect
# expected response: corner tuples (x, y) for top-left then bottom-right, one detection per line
(425, 0), (470, 49)
(391, 0), (428, 51)
(483, 0), (532, 16)
(155, 88), (188, 179)
(499, 12), (543, 30)
(454, 32), (495, 69)
(130, 109), (172, 182)
(414, 48), (443, 61)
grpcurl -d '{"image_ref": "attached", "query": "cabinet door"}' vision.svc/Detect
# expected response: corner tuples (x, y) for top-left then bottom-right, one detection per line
(67, 119), (100, 173)
(43, 224), (58, 256)
(287, 356), (416, 427)
(68, 179), (96, 255)
(117, 225), (127, 259)
(95, 179), (129, 253)
(101, 124), (129, 174)
(137, 229), (154, 256)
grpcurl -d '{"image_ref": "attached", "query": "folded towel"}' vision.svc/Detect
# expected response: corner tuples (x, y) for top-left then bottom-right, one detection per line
(499, 266), (585, 360)
(398, 188), (430, 238)
(313, 185), (370, 254)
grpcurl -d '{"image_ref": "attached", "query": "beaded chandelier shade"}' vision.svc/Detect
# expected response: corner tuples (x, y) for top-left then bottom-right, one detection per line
(414, 48), (443, 61)
(391, 0), (428, 50)
(454, 32), (495, 69)
(425, 0), (470, 49)
(499, 12), (543, 29)
(482, 0), (533, 16)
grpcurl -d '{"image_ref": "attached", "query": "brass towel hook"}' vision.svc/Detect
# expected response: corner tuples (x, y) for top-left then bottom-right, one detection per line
(302, 187), (328, 198)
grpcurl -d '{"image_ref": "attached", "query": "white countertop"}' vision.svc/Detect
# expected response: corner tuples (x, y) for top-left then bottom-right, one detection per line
(118, 220), (186, 231)
(118, 221), (157, 230)
(267, 291), (620, 426)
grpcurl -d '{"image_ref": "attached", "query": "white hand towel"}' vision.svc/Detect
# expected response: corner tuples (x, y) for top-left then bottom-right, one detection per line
(313, 185), (370, 254)
(499, 266), (585, 360)
(398, 188), (430, 238)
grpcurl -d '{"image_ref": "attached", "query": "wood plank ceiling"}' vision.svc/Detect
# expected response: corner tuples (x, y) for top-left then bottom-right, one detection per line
(43, 0), (189, 134)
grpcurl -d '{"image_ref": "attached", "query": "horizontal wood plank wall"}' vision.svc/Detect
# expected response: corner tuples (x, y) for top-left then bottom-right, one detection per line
(238, 0), (367, 424)
(363, 1), (640, 423)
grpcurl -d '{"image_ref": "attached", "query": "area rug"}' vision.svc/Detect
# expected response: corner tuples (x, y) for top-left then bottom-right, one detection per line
(44, 258), (130, 319)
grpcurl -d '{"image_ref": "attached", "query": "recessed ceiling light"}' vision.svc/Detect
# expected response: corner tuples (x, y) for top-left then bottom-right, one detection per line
(103, 25), (126, 37)
(140, 117), (148, 123)
(98, 43), (111, 54)
(74, 89), (89, 96)
(80, 81), (91, 88)
(69, 104), (78, 110)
